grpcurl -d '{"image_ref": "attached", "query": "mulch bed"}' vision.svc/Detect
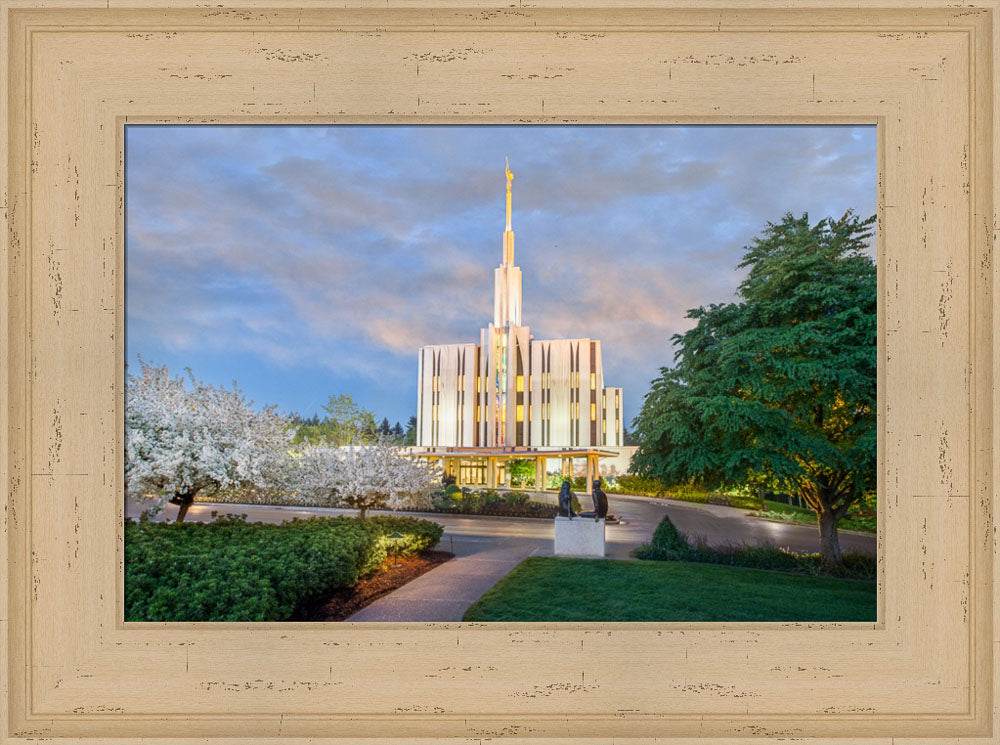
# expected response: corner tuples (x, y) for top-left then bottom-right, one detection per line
(291, 550), (454, 622)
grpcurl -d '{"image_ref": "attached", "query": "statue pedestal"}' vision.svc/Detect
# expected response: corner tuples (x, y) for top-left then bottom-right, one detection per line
(554, 516), (605, 558)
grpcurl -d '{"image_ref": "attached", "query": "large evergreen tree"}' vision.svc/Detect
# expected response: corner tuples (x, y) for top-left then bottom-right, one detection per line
(631, 211), (876, 568)
(403, 415), (418, 446)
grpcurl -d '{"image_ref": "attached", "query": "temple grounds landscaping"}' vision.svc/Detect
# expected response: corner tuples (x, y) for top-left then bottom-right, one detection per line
(124, 514), (443, 622)
(753, 499), (877, 534)
(463, 513), (875, 622)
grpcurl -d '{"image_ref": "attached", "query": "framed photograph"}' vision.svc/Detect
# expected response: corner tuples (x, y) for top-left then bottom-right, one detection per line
(2, 1), (996, 742)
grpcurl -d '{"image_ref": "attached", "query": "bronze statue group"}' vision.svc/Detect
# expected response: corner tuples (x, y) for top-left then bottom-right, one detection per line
(557, 479), (609, 520)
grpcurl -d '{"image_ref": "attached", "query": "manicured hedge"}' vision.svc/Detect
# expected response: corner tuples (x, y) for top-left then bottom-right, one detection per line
(429, 488), (583, 518)
(605, 476), (763, 510)
(124, 514), (443, 622)
(633, 514), (875, 580)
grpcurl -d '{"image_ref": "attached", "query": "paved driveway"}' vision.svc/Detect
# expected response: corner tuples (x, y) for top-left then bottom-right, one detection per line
(127, 495), (876, 622)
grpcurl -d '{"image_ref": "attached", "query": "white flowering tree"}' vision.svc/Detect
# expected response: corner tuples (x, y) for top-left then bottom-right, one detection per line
(294, 438), (439, 519)
(125, 360), (294, 521)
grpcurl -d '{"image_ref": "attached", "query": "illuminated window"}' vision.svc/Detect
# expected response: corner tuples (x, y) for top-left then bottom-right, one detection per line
(602, 419), (607, 434)
(591, 403), (597, 420)
(477, 377), (481, 393)
(516, 405), (524, 422)
(590, 373), (596, 389)
(528, 404), (532, 419)
(516, 375), (524, 392)
(476, 406), (480, 422)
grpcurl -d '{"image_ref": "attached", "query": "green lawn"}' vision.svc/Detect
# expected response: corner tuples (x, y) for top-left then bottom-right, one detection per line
(462, 556), (876, 622)
(756, 500), (877, 534)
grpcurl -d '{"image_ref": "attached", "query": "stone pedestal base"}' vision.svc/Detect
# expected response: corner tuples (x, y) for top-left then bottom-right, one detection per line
(554, 516), (605, 558)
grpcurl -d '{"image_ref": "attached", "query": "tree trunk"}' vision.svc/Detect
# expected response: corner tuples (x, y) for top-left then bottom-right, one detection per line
(817, 508), (842, 569)
(170, 492), (196, 523)
(358, 506), (367, 520)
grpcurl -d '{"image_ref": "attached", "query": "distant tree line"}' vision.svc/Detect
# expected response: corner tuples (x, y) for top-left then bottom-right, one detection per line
(287, 394), (416, 447)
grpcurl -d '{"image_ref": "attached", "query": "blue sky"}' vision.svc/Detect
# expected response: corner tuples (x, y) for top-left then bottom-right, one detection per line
(125, 124), (875, 428)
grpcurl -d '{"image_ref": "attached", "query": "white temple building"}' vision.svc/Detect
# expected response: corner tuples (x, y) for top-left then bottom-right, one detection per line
(411, 162), (631, 493)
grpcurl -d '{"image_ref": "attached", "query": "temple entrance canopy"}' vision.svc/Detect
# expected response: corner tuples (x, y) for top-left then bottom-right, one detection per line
(405, 446), (618, 495)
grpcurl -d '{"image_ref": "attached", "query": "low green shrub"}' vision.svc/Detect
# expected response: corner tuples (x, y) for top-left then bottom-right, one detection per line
(840, 514), (877, 533)
(503, 492), (530, 506)
(481, 489), (502, 505)
(605, 477), (763, 509)
(633, 514), (875, 580)
(704, 493), (764, 510)
(124, 514), (443, 622)
(604, 474), (667, 497)
(753, 503), (878, 535)
(427, 488), (565, 518)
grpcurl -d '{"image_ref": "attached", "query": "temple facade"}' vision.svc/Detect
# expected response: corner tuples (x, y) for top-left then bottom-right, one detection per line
(415, 162), (624, 453)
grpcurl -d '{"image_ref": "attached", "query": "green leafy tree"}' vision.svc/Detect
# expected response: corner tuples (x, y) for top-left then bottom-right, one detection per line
(507, 459), (535, 488)
(403, 415), (418, 446)
(295, 394), (379, 446)
(322, 394), (378, 446)
(631, 211), (876, 569)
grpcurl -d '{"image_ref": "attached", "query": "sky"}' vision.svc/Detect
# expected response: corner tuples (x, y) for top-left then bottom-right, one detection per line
(125, 124), (876, 429)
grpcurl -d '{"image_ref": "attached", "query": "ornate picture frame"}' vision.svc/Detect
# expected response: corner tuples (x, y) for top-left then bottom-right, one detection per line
(2, 1), (996, 741)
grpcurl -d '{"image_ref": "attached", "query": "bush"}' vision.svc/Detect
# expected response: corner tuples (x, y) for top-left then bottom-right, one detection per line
(427, 488), (564, 518)
(503, 492), (530, 506)
(604, 474), (667, 497)
(605, 476), (762, 509)
(704, 493), (763, 510)
(633, 514), (875, 580)
(481, 489), (502, 505)
(124, 514), (443, 622)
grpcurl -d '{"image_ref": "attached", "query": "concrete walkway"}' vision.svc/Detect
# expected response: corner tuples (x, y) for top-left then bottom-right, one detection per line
(347, 539), (546, 621)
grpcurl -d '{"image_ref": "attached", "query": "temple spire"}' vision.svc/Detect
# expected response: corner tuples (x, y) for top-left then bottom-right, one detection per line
(494, 158), (521, 327)
(505, 157), (514, 232)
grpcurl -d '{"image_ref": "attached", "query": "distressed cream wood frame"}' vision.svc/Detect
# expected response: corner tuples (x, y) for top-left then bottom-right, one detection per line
(1, 1), (997, 742)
